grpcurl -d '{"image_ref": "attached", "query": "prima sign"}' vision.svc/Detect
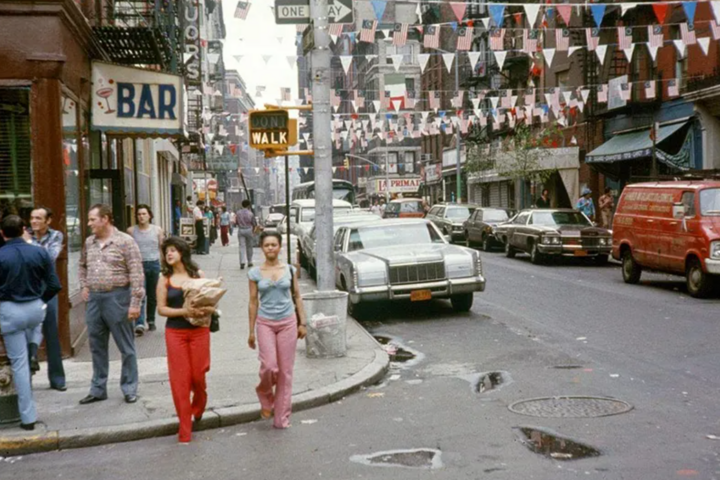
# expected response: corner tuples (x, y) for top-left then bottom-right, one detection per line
(91, 62), (183, 136)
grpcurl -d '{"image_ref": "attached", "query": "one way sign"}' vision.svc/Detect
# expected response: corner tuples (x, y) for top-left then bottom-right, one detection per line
(274, 0), (353, 25)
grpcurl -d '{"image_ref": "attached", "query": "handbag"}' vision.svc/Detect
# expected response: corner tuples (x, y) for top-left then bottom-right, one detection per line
(210, 311), (220, 332)
(289, 266), (301, 325)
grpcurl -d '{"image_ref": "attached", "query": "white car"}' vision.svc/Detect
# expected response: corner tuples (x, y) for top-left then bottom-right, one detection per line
(290, 199), (353, 265)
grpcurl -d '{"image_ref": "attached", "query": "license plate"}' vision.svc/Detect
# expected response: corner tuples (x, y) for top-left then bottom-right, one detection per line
(574, 250), (588, 257)
(410, 290), (432, 302)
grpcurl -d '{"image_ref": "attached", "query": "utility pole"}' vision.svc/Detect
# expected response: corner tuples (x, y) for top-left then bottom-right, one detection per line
(284, 154), (291, 264)
(309, 0), (334, 291)
(454, 49), (461, 203)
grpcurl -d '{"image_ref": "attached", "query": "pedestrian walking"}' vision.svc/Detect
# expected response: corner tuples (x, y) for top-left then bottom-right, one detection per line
(576, 187), (596, 222)
(599, 187), (615, 228)
(247, 232), (306, 429)
(156, 237), (213, 444)
(204, 207), (215, 249)
(173, 200), (182, 236)
(0, 215), (61, 430)
(193, 200), (206, 255)
(28, 206), (66, 391)
(536, 188), (551, 208)
(236, 200), (257, 269)
(128, 204), (164, 336)
(219, 207), (230, 246)
(78, 204), (144, 405)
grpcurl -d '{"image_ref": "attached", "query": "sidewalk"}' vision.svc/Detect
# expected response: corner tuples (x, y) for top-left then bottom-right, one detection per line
(0, 234), (388, 456)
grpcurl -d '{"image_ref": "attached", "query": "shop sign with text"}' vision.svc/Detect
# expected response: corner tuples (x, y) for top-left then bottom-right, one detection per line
(374, 177), (421, 193)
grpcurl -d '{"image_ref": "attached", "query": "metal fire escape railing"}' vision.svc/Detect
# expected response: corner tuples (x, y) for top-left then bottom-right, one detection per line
(93, 0), (181, 72)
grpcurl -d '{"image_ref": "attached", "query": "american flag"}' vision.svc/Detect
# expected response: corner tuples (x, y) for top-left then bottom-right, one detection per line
(424, 25), (440, 49)
(281, 87), (291, 102)
(648, 25), (664, 48)
(645, 80), (656, 99)
(405, 90), (416, 109)
(668, 79), (679, 97)
(234, 1), (251, 20)
(429, 91), (440, 110)
(328, 24), (344, 36)
(393, 23), (408, 46)
(457, 26), (473, 51)
(524, 88), (535, 106)
(712, 20), (720, 40)
(490, 28), (505, 51)
(619, 83), (631, 101)
(555, 28), (570, 51)
(360, 20), (377, 43)
(618, 26), (632, 50)
(597, 84), (608, 103)
(523, 29), (538, 54)
(585, 28), (600, 51)
(680, 23), (696, 45)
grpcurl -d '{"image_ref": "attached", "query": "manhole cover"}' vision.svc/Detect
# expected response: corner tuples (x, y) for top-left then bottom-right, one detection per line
(508, 396), (633, 418)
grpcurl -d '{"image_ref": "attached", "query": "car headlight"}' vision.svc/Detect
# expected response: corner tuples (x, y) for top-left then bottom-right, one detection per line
(711, 241), (720, 259)
(541, 235), (560, 245)
(599, 237), (610, 246)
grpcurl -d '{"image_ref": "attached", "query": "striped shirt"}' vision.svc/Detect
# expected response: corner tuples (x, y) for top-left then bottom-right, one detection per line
(235, 208), (257, 229)
(30, 228), (64, 263)
(79, 228), (145, 309)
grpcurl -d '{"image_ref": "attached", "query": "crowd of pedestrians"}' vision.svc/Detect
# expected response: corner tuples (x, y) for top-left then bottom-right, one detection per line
(0, 199), (305, 444)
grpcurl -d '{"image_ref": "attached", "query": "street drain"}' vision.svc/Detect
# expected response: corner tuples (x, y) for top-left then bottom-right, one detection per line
(374, 335), (416, 363)
(508, 396), (633, 418)
(476, 372), (504, 393)
(350, 448), (442, 469)
(514, 427), (600, 461)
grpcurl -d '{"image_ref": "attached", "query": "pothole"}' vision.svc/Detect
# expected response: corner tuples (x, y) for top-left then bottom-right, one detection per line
(508, 396), (633, 418)
(514, 427), (601, 461)
(350, 448), (442, 469)
(475, 372), (504, 393)
(373, 335), (422, 366)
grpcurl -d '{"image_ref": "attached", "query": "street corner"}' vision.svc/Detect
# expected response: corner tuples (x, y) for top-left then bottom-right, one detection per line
(0, 428), (59, 456)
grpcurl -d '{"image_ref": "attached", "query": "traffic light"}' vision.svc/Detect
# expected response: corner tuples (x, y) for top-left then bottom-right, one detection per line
(344, 158), (350, 169)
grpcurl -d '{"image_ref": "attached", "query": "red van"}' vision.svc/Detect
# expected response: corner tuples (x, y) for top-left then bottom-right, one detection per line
(612, 181), (720, 297)
(383, 198), (426, 219)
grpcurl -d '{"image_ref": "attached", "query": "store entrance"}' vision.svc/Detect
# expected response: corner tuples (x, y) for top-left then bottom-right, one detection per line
(87, 169), (125, 231)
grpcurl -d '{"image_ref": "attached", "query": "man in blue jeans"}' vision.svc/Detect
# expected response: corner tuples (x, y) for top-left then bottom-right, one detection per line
(127, 204), (164, 335)
(28, 206), (67, 391)
(0, 215), (62, 430)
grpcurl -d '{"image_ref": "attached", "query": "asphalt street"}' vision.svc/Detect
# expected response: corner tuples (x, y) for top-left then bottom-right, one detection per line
(3, 248), (720, 479)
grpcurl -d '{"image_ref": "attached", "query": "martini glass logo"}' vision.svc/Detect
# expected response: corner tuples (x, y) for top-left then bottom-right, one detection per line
(95, 78), (116, 114)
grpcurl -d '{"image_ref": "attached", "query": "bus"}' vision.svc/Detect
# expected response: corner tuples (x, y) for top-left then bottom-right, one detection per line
(292, 179), (356, 205)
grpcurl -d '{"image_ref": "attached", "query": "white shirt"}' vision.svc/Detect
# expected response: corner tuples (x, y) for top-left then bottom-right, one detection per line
(193, 206), (204, 221)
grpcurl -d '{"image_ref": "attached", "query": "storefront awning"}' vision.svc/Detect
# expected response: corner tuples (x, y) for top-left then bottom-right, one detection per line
(586, 122), (687, 164)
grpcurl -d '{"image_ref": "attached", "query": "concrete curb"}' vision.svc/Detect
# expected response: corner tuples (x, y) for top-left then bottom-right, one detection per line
(0, 322), (389, 456)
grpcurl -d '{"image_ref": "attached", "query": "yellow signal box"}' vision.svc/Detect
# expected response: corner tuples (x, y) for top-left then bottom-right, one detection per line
(249, 109), (290, 150)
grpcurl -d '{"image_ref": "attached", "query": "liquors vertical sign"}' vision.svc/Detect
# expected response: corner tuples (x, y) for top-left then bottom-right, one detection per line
(183, 0), (202, 86)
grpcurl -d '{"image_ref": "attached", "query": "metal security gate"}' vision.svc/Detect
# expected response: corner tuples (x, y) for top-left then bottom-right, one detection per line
(489, 183), (501, 206)
(0, 88), (32, 209)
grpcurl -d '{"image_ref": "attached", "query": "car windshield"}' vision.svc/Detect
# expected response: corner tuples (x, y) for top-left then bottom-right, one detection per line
(483, 210), (509, 222)
(700, 188), (720, 215)
(347, 223), (444, 251)
(332, 187), (354, 203)
(301, 206), (350, 222)
(446, 207), (475, 220)
(531, 211), (591, 226)
(270, 205), (287, 215)
(399, 202), (422, 213)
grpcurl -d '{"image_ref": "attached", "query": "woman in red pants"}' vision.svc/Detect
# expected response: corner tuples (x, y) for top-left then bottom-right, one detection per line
(248, 232), (306, 428)
(157, 237), (214, 443)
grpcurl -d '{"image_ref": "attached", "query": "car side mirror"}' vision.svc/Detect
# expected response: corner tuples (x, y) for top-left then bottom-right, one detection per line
(672, 203), (685, 219)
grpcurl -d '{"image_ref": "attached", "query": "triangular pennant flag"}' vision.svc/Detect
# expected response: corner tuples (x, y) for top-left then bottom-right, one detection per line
(391, 54), (403, 73)
(371, 0), (386, 21)
(581, 89), (590, 103)
(416, 2), (422, 22)
(481, 17), (491, 30)
(621, 3), (637, 16)
(332, 167), (337, 174)
(653, 3), (669, 24)
(557, 4), (572, 24)
(489, 4), (506, 27)
(262, 55), (272, 65)
(372, 100), (381, 112)
(590, 4), (606, 27)
(340, 56), (353, 74)
(673, 39), (686, 58)
(392, 100), (402, 112)
(286, 55), (297, 68)
(712, 1), (720, 23)
(418, 53), (430, 73)
(489, 96), (499, 109)
(698, 37), (711, 55)
(330, 34), (339, 43)
(543, 48), (555, 66)
(494, 50), (507, 70)
(568, 46), (581, 57)
(471, 98), (480, 110)
(233, 55), (244, 63)
(467, 51), (481, 70)
(647, 43), (659, 61)
(596, 45), (608, 65)
(442, 53), (455, 73)
(381, 29), (391, 39)
(682, 2), (697, 24)
(450, 2), (467, 22)
(623, 44), (636, 62)
(525, 4), (541, 27)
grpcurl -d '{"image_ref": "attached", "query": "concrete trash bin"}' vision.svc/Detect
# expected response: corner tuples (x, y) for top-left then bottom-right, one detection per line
(302, 291), (348, 358)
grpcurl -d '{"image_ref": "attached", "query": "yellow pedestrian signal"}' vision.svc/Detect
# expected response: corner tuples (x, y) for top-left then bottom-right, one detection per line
(249, 110), (290, 150)
(344, 158), (349, 169)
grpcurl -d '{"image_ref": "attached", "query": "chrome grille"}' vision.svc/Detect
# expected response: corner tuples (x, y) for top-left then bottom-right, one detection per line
(562, 237), (603, 247)
(389, 262), (446, 285)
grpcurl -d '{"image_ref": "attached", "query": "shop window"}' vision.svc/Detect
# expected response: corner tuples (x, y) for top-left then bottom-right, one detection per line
(403, 151), (415, 173)
(0, 88), (32, 216)
(136, 140), (151, 205)
(62, 95), (83, 296)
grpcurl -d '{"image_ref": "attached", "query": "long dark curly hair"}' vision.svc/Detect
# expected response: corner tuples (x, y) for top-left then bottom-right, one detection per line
(161, 236), (200, 278)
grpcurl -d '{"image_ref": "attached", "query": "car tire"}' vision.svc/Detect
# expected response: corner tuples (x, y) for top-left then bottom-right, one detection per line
(451, 293), (474, 312)
(299, 247), (307, 268)
(621, 249), (642, 284)
(686, 258), (715, 298)
(505, 240), (516, 258)
(530, 242), (544, 265)
(594, 254), (609, 266)
(347, 299), (368, 320)
(482, 234), (491, 252)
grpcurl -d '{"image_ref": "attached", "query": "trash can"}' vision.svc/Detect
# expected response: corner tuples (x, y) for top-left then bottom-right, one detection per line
(302, 291), (348, 358)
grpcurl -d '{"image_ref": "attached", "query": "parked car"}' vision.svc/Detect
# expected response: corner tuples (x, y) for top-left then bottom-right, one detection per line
(498, 209), (612, 265)
(333, 218), (486, 317)
(612, 180), (720, 297)
(290, 199), (353, 261)
(426, 203), (478, 242)
(383, 198), (425, 219)
(263, 204), (287, 232)
(463, 208), (511, 251)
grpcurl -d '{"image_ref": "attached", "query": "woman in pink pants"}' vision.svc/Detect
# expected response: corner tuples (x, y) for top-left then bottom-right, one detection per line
(248, 231), (306, 428)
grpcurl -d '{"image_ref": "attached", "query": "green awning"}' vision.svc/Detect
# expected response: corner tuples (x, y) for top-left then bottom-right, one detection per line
(586, 122), (687, 164)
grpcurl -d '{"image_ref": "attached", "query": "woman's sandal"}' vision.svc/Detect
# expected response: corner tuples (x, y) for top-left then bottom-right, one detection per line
(261, 409), (273, 419)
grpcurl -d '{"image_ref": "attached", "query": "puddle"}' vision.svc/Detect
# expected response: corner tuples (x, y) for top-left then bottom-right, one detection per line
(475, 372), (504, 393)
(514, 427), (600, 461)
(374, 335), (416, 363)
(350, 448), (442, 469)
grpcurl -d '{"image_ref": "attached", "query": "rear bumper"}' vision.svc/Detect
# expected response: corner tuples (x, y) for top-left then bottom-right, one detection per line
(349, 275), (486, 303)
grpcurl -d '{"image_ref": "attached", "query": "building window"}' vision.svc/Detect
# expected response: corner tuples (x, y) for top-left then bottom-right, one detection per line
(387, 152), (398, 173)
(0, 88), (32, 214)
(404, 151), (415, 173)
